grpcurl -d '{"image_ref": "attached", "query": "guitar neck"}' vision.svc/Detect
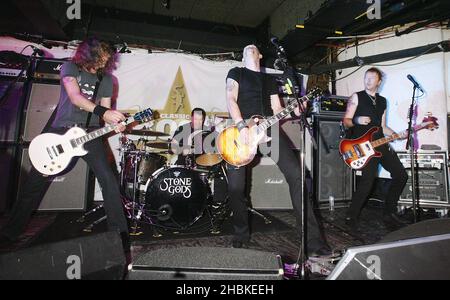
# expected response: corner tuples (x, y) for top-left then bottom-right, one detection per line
(258, 96), (310, 132)
(74, 116), (135, 146)
(371, 122), (430, 148)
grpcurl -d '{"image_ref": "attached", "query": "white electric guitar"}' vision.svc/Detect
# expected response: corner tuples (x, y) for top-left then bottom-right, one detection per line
(29, 108), (154, 176)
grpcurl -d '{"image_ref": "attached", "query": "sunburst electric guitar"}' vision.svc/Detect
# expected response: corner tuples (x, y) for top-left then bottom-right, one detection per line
(217, 88), (323, 167)
(340, 114), (439, 170)
(29, 108), (154, 176)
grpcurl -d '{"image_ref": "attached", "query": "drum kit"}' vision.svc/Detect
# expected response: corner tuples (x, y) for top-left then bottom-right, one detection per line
(118, 128), (229, 234)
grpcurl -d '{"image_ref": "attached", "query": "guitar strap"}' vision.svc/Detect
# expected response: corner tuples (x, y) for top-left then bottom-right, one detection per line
(85, 73), (103, 128)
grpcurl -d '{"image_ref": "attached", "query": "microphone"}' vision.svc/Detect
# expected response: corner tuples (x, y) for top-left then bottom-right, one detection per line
(270, 37), (286, 55)
(270, 37), (281, 47)
(407, 74), (424, 93)
(30, 45), (45, 56)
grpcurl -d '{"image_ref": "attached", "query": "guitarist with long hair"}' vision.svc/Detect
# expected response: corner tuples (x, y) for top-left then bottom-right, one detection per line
(343, 68), (409, 232)
(0, 38), (130, 251)
(224, 45), (330, 256)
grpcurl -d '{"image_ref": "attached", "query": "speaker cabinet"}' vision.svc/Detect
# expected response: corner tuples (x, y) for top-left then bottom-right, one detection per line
(328, 219), (450, 280)
(0, 232), (125, 280)
(17, 148), (92, 212)
(248, 157), (293, 210)
(23, 83), (61, 142)
(313, 115), (352, 208)
(128, 247), (284, 280)
(0, 78), (24, 142)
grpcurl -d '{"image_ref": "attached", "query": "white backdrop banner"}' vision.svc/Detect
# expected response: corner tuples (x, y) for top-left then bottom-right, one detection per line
(96, 52), (243, 200)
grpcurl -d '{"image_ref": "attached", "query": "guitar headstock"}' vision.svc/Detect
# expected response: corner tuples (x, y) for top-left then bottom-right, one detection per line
(306, 87), (323, 101)
(134, 108), (154, 124)
(422, 113), (439, 131)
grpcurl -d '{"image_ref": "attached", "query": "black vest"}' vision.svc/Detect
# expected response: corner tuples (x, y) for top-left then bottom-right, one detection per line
(350, 91), (387, 139)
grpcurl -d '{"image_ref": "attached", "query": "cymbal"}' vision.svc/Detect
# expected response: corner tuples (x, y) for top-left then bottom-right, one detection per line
(196, 154), (223, 167)
(152, 150), (175, 155)
(126, 129), (170, 137)
(145, 142), (172, 149)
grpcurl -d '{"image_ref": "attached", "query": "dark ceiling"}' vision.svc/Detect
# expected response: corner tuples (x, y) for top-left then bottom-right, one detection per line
(283, 0), (450, 69)
(1, 0), (449, 68)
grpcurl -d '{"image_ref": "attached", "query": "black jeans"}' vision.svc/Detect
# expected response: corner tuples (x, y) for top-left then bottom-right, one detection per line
(227, 132), (327, 252)
(348, 146), (408, 219)
(0, 127), (129, 241)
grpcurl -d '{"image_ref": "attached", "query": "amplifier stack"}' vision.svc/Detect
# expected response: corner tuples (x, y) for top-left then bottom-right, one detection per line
(398, 152), (449, 208)
(0, 57), (92, 213)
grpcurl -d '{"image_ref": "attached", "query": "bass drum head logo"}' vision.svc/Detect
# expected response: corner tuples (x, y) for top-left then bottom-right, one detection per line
(145, 167), (209, 228)
(159, 169), (193, 199)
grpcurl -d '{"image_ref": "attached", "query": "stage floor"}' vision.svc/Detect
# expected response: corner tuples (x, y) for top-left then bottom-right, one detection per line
(0, 202), (446, 278)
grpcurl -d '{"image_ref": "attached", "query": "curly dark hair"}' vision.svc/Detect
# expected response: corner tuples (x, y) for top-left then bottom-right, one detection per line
(72, 37), (117, 75)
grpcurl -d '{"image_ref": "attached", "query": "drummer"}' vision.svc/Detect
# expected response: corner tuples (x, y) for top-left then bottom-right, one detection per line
(171, 108), (216, 166)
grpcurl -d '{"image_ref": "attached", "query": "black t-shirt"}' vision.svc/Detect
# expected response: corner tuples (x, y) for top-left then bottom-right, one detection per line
(52, 61), (113, 128)
(172, 123), (215, 154)
(350, 91), (387, 140)
(226, 67), (279, 119)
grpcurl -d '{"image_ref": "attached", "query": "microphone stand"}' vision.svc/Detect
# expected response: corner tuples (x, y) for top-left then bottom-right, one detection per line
(275, 50), (318, 280)
(406, 85), (419, 223)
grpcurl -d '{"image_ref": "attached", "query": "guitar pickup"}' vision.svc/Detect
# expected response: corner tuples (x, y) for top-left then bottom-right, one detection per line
(56, 145), (64, 154)
(46, 148), (54, 160)
(343, 151), (353, 160)
(352, 145), (363, 158)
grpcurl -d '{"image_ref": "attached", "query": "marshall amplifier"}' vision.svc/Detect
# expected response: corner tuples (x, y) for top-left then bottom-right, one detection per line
(34, 58), (67, 81)
(22, 82), (61, 142)
(17, 148), (93, 212)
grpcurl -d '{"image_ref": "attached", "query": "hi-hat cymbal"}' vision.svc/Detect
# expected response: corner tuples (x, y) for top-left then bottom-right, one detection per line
(126, 129), (170, 137)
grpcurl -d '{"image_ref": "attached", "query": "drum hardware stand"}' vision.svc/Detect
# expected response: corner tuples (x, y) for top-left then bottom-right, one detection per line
(82, 215), (107, 233)
(75, 203), (105, 224)
(248, 207), (272, 225)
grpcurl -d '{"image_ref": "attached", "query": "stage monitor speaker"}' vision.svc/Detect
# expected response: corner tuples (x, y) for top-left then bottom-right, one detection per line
(0, 78), (24, 142)
(313, 115), (352, 208)
(17, 148), (92, 212)
(128, 247), (284, 280)
(23, 82), (60, 142)
(0, 232), (126, 280)
(328, 219), (450, 280)
(248, 157), (293, 210)
(0, 146), (15, 213)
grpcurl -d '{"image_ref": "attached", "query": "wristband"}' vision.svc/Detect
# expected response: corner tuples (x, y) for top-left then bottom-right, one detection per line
(352, 117), (360, 125)
(236, 120), (248, 132)
(93, 105), (108, 118)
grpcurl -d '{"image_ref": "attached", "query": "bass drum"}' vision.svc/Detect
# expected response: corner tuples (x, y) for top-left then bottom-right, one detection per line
(144, 167), (210, 229)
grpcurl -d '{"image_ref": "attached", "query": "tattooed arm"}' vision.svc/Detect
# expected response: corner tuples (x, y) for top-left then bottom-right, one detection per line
(226, 78), (244, 124)
(343, 93), (359, 129)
